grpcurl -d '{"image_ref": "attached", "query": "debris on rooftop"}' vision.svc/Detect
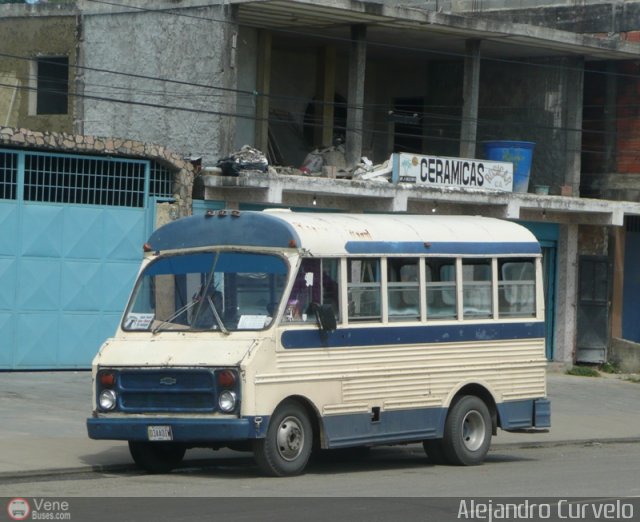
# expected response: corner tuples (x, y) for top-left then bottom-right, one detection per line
(352, 156), (393, 183)
(208, 144), (393, 183)
(299, 144), (350, 178)
(215, 145), (268, 176)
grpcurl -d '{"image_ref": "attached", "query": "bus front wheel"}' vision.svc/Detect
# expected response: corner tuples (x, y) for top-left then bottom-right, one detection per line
(442, 395), (492, 466)
(253, 400), (313, 477)
(128, 441), (186, 473)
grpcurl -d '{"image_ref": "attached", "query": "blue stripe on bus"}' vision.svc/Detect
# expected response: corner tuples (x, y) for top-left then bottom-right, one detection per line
(323, 407), (447, 448)
(345, 241), (541, 255)
(323, 398), (543, 447)
(281, 322), (545, 349)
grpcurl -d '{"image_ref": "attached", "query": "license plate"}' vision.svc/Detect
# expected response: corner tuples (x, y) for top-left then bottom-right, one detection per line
(147, 425), (173, 441)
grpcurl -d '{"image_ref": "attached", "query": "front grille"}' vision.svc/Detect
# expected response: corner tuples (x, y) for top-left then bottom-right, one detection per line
(121, 392), (216, 411)
(116, 369), (217, 413)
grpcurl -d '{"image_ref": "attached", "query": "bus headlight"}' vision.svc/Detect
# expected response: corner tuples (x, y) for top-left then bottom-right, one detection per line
(99, 389), (117, 411)
(218, 390), (237, 412)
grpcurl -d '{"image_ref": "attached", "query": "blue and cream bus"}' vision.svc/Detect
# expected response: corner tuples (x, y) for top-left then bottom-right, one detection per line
(87, 210), (551, 476)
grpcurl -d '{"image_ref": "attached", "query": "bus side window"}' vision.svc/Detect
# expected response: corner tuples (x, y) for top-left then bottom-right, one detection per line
(462, 259), (492, 319)
(348, 258), (381, 321)
(284, 258), (340, 323)
(388, 258), (419, 320)
(499, 259), (536, 318)
(426, 260), (457, 320)
(285, 258), (319, 322)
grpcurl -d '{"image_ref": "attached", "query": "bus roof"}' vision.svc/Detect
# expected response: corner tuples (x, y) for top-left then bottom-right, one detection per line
(147, 209), (541, 256)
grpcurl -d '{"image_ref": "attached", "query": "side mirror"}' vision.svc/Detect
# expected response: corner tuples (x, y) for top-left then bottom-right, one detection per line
(315, 304), (337, 332)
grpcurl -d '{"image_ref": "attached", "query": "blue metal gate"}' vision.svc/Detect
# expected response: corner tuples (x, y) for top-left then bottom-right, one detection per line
(0, 149), (171, 369)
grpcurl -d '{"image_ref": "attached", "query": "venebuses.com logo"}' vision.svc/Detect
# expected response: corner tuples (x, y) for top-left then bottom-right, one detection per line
(6, 497), (71, 520)
(6, 498), (30, 521)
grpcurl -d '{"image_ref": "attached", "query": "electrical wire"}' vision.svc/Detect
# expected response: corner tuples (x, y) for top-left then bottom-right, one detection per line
(2, 1), (640, 159)
(4, 77), (640, 161)
(80, 0), (640, 82)
(4, 60), (636, 141)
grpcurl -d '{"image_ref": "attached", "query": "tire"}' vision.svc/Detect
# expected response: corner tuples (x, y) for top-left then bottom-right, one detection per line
(128, 441), (186, 474)
(253, 400), (313, 477)
(422, 439), (447, 465)
(441, 395), (492, 466)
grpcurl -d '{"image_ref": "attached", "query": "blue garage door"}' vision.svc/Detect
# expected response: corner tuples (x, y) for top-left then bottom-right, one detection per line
(0, 149), (170, 369)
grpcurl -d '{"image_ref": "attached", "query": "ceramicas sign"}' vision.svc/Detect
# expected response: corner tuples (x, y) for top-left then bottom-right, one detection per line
(391, 152), (514, 192)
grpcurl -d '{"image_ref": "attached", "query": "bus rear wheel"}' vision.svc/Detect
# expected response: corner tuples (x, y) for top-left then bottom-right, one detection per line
(253, 400), (313, 477)
(441, 395), (492, 466)
(128, 441), (186, 473)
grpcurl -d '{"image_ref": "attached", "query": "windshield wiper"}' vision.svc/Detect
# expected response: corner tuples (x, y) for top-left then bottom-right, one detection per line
(205, 294), (230, 335)
(189, 251), (229, 335)
(150, 300), (199, 335)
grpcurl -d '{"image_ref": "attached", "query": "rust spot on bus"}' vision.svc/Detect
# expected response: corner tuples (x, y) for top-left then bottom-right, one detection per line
(348, 228), (372, 239)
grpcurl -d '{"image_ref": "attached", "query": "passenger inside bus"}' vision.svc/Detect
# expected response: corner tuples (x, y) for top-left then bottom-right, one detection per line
(286, 258), (339, 322)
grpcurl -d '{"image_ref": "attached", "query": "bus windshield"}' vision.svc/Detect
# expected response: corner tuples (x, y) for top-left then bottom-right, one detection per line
(123, 251), (289, 332)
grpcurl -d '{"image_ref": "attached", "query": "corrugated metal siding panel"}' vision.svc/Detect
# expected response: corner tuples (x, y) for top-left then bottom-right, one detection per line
(256, 339), (546, 410)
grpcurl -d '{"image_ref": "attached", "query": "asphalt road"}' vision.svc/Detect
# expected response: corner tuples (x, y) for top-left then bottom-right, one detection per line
(2, 441), (639, 497)
(3, 440), (640, 521)
(2, 370), (640, 522)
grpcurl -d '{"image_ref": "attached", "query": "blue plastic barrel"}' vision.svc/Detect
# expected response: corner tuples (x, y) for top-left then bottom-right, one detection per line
(483, 141), (535, 193)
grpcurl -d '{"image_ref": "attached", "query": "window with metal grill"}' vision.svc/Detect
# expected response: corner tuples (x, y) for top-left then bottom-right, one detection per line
(24, 154), (146, 207)
(0, 151), (18, 200)
(150, 162), (175, 198)
(2, 150), (174, 206)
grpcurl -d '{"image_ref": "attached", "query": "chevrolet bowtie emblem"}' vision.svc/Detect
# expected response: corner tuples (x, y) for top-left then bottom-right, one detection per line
(159, 377), (177, 385)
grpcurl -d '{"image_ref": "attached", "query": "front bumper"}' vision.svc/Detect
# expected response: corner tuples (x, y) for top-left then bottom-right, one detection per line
(87, 416), (269, 442)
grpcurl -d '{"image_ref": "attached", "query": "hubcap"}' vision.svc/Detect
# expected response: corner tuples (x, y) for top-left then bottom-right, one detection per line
(276, 415), (305, 461)
(461, 409), (486, 451)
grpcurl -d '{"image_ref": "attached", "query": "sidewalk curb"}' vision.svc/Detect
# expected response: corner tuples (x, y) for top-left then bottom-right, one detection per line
(0, 464), (136, 481)
(491, 436), (640, 450)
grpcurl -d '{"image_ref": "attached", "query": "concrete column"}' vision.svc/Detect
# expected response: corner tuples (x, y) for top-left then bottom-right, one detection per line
(73, 15), (85, 136)
(459, 39), (481, 159)
(555, 223), (579, 365)
(234, 26), (258, 151)
(564, 57), (584, 196)
(220, 23), (238, 157)
(254, 29), (272, 154)
(319, 46), (337, 148)
(346, 24), (367, 167)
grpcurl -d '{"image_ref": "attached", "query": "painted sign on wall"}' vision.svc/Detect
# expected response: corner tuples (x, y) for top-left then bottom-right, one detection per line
(392, 152), (514, 192)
